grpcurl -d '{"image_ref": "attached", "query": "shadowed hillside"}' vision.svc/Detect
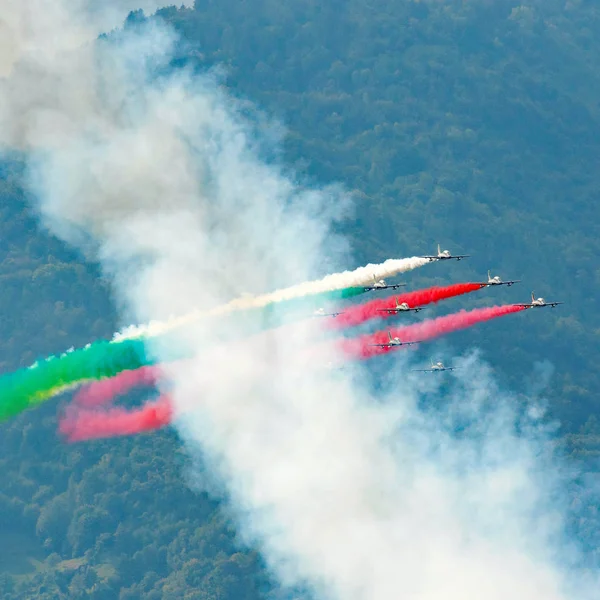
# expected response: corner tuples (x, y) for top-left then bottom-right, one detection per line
(1, 1), (600, 597)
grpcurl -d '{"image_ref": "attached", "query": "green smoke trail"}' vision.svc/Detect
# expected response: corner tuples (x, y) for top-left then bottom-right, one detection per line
(0, 286), (364, 422)
(323, 287), (368, 301)
(0, 339), (154, 421)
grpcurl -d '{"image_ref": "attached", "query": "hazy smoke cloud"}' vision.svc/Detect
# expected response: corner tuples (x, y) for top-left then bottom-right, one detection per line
(1, 3), (596, 599)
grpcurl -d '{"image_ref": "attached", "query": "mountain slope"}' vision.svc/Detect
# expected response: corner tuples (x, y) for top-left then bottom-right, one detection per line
(1, 1), (600, 596)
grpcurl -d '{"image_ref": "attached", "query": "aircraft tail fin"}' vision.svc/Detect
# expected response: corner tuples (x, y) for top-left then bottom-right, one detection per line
(388, 331), (392, 342)
(488, 269), (491, 281)
(437, 243), (441, 255)
(531, 291), (535, 302)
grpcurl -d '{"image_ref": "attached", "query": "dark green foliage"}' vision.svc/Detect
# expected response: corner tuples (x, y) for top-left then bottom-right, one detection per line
(0, 164), (269, 596)
(156, 0), (600, 432)
(2, 0), (600, 597)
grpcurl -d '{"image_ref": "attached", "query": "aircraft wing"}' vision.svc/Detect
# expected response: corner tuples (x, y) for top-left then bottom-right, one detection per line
(369, 343), (393, 348)
(548, 302), (564, 307)
(412, 368), (435, 372)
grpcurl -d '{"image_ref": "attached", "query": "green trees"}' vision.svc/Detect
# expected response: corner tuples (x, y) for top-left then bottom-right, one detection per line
(2, 0), (600, 596)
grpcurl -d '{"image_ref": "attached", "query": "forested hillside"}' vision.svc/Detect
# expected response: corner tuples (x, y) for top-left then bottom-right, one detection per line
(1, 1), (600, 597)
(158, 0), (600, 431)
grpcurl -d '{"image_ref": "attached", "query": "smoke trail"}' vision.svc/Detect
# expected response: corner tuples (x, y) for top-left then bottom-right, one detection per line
(60, 394), (173, 442)
(0, 338), (152, 421)
(4, 4), (596, 600)
(341, 305), (527, 360)
(73, 364), (162, 408)
(114, 285), (367, 341)
(331, 282), (485, 329)
(114, 262), (421, 340)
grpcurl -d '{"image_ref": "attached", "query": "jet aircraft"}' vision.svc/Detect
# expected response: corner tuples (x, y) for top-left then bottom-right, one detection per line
(514, 292), (564, 309)
(484, 270), (520, 287)
(422, 243), (469, 261)
(377, 297), (425, 315)
(412, 359), (457, 373)
(313, 308), (344, 317)
(370, 331), (420, 348)
(363, 275), (406, 292)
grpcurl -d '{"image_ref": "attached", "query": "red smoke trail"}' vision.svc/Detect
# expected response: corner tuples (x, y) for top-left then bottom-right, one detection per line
(74, 366), (162, 408)
(340, 304), (527, 359)
(331, 283), (485, 329)
(59, 395), (173, 442)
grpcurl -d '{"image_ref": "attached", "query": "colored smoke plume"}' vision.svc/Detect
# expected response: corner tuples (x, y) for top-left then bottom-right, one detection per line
(60, 394), (173, 442)
(4, 3), (596, 600)
(115, 261), (428, 340)
(341, 304), (527, 360)
(73, 365), (163, 408)
(331, 282), (485, 329)
(0, 339), (150, 421)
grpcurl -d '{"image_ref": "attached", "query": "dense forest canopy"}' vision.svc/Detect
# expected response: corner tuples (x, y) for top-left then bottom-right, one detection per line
(1, 0), (600, 597)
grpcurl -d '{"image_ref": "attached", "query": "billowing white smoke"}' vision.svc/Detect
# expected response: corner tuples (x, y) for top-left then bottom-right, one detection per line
(114, 255), (431, 340)
(0, 4), (595, 599)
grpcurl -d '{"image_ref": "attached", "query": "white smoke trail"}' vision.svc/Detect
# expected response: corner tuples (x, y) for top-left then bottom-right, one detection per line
(1, 4), (596, 599)
(113, 255), (430, 340)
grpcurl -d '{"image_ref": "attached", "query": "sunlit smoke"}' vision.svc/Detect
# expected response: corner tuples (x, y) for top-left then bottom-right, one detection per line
(1, 3), (597, 599)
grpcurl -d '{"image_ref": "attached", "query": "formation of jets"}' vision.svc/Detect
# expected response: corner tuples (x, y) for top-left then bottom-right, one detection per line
(314, 244), (564, 320)
(315, 244), (564, 373)
(377, 297), (425, 315)
(363, 275), (406, 292)
(412, 360), (457, 373)
(421, 245), (563, 309)
(369, 331), (420, 348)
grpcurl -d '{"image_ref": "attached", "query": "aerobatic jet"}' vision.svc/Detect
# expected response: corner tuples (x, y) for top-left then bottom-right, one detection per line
(369, 332), (420, 348)
(484, 270), (520, 287)
(313, 308), (344, 317)
(422, 243), (469, 262)
(412, 359), (457, 373)
(363, 275), (406, 292)
(377, 297), (425, 315)
(514, 291), (564, 309)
